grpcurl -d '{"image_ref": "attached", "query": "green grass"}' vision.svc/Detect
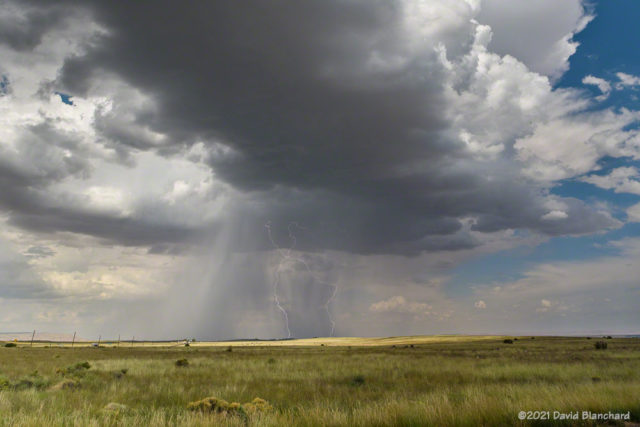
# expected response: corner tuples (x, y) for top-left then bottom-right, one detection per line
(0, 336), (638, 426)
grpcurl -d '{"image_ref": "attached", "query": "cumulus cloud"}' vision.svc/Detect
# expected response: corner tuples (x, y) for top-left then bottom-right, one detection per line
(615, 72), (640, 89)
(582, 75), (612, 101)
(370, 295), (432, 315)
(5, 0), (621, 255)
(474, 300), (486, 309)
(626, 203), (640, 223)
(476, 0), (592, 80)
(541, 210), (569, 221)
(582, 167), (640, 195)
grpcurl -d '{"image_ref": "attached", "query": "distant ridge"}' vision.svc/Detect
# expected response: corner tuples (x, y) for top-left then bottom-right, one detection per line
(0, 332), (86, 342)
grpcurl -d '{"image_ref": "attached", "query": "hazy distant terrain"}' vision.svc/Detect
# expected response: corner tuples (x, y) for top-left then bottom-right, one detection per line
(0, 333), (84, 342)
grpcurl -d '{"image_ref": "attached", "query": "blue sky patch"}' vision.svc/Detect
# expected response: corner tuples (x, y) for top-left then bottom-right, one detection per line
(55, 91), (74, 105)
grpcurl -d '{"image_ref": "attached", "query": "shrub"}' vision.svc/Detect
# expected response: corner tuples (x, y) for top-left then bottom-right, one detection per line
(0, 376), (10, 390)
(226, 346), (233, 352)
(188, 397), (231, 413)
(503, 339), (514, 344)
(187, 396), (271, 417)
(120, 368), (128, 375)
(595, 341), (608, 350)
(187, 397), (246, 419)
(586, 337), (592, 340)
(351, 375), (366, 386)
(57, 361), (91, 376)
(244, 397), (272, 413)
(606, 336), (613, 339)
(267, 358), (276, 364)
(184, 342), (190, 347)
(175, 358), (189, 367)
(4, 342), (17, 347)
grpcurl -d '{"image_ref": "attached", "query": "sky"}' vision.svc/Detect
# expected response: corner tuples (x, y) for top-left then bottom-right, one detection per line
(0, 0), (639, 339)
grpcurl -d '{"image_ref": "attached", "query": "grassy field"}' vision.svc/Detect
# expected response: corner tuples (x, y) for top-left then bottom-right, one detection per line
(0, 336), (639, 426)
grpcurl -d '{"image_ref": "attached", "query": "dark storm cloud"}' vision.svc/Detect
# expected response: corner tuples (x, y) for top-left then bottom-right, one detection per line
(6, 0), (619, 254)
(0, 1), (68, 51)
(0, 120), (198, 247)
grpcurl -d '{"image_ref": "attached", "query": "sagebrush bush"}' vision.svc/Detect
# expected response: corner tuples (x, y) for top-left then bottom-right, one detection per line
(351, 375), (366, 386)
(57, 361), (91, 376)
(595, 341), (608, 350)
(4, 343), (17, 347)
(2, 373), (50, 391)
(187, 396), (271, 418)
(503, 339), (514, 344)
(244, 397), (272, 413)
(175, 358), (189, 367)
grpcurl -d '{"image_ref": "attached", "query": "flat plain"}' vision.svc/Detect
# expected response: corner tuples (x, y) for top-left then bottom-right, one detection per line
(1, 336), (639, 426)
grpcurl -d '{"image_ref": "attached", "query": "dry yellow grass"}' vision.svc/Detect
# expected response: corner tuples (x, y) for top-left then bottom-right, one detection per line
(16, 335), (511, 348)
(2, 336), (638, 425)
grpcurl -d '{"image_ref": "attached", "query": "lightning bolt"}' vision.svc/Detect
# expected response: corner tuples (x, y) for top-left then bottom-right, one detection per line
(265, 221), (292, 338)
(265, 221), (338, 338)
(324, 283), (338, 337)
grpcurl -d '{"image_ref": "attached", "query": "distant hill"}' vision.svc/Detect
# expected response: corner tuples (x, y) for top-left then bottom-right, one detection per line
(0, 332), (87, 342)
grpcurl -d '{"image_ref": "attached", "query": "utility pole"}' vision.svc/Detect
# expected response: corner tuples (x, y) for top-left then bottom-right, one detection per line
(30, 330), (35, 347)
(117, 334), (120, 348)
(98, 335), (101, 346)
(71, 331), (76, 348)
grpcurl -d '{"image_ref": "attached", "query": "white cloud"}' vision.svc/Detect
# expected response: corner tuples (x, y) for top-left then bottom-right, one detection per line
(615, 72), (640, 89)
(626, 202), (640, 223)
(369, 295), (432, 315)
(515, 109), (640, 182)
(542, 210), (569, 221)
(582, 75), (612, 101)
(474, 300), (486, 309)
(476, 0), (591, 80)
(581, 167), (640, 195)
